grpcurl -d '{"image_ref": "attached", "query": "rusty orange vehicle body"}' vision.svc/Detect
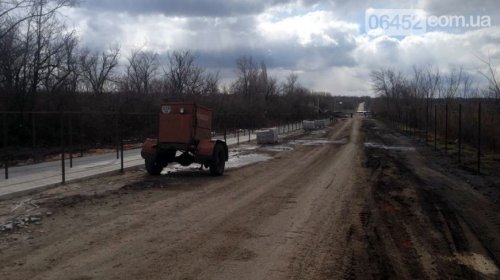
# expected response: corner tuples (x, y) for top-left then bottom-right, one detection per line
(141, 103), (228, 176)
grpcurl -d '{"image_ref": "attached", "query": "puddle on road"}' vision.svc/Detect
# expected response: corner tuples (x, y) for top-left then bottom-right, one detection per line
(454, 253), (499, 276)
(231, 145), (259, 153)
(364, 142), (415, 151)
(226, 153), (272, 169)
(261, 145), (294, 152)
(162, 165), (199, 174)
(289, 139), (334, 146)
(331, 138), (349, 144)
(161, 151), (272, 174)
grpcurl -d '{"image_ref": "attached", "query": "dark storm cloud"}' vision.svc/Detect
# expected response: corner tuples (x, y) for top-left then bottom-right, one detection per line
(192, 38), (357, 70)
(67, 0), (500, 94)
(82, 0), (296, 17)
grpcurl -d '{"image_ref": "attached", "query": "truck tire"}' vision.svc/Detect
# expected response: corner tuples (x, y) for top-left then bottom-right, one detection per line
(209, 144), (226, 176)
(145, 159), (163, 176)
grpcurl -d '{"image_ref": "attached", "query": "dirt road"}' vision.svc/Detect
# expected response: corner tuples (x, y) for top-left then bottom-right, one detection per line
(0, 112), (499, 279)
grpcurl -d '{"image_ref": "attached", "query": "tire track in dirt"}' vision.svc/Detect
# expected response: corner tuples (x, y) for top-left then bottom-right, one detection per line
(362, 119), (500, 280)
(284, 114), (373, 280)
(1, 119), (356, 280)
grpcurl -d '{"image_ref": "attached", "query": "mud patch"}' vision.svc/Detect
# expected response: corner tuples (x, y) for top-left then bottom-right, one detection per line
(362, 118), (488, 279)
(454, 253), (499, 276)
(364, 142), (415, 151)
(289, 139), (333, 146)
(209, 245), (257, 262)
(311, 130), (327, 135)
(50, 194), (104, 208)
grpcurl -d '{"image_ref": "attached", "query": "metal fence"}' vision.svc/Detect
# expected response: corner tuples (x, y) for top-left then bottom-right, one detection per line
(1, 110), (310, 183)
(384, 102), (499, 175)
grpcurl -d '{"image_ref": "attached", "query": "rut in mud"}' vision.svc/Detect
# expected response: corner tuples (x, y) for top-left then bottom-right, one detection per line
(361, 119), (500, 280)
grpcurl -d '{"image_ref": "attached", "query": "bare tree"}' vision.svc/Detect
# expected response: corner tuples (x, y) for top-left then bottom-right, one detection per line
(164, 50), (204, 97)
(460, 71), (473, 98)
(124, 48), (159, 94)
(425, 66), (441, 100)
(443, 67), (464, 99)
(163, 50), (219, 97)
(478, 55), (500, 100)
(201, 71), (220, 96)
(0, 0), (79, 113)
(234, 56), (259, 97)
(79, 46), (120, 94)
(283, 72), (298, 95)
(0, 0), (75, 40)
(29, 0), (80, 94)
(371, 68), (408, 99)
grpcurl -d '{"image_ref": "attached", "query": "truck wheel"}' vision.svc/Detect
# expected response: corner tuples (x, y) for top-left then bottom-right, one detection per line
(209, 144), (226, 176)
(145, 159), (163, 176)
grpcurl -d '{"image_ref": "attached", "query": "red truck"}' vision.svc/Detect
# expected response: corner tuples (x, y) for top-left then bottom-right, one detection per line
(141, 103), (228, 176)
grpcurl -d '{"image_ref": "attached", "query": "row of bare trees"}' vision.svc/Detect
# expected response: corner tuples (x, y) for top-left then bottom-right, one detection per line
(0, 0), (78, 109)
(0, 1), (218, 110)
(1, 1), (372, 153)
(371, 64), (499, 153)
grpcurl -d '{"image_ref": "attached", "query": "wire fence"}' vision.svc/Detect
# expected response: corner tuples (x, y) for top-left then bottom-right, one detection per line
(1, 110), (315, 183)
(379, 101), (499, 175)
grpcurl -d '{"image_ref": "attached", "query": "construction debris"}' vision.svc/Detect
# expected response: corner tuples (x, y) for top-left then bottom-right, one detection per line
(303, 119), (330, 131)
(302, 121), (316, 131)
(0, 213), (47, 233)
(256, 128), (279, 144)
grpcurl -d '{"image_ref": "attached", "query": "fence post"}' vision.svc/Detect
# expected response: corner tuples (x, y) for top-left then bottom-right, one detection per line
(120, 136), (124, 173)
(434, 105), (437, 151)
(425, 98), (429, 143)
(224, 128), (227, 142)
(445, 103), (448, 154)
(120, 113), (124, 173)
(477, 102), (481, 175)
(69, 115), (73, 168)
(3, 112), (8, 180)
(115, 115), (119, 159)
(60, 112), (65, 184)
(79, 114), (84, 157)
(413, 109), (416, 136)
(403, 112), (406, 132)
(407, 111), (410, 133)
(248, 129), (251, 142)
(237, 129), (240, 145)
(458, 104), (462, 163)
(32, 113), (36, 148)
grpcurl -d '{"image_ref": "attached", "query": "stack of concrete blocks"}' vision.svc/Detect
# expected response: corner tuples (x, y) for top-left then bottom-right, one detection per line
(302, 120), (316, 131)
(256, 128), (279, 144)
(314, 119), (330, 129)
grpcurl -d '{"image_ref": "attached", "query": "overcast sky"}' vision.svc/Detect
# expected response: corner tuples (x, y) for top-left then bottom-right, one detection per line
(60, 0), (499, 95)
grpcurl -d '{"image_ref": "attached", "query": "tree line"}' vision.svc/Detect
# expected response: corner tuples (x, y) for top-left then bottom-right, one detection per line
(0, 0), (368, 154)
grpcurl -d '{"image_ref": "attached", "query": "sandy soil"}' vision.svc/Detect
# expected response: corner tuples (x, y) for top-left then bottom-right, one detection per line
(0, 113), (498, 280)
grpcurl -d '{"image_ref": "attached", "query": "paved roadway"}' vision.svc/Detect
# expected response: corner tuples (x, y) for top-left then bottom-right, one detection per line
(0, 123), (303, 199)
